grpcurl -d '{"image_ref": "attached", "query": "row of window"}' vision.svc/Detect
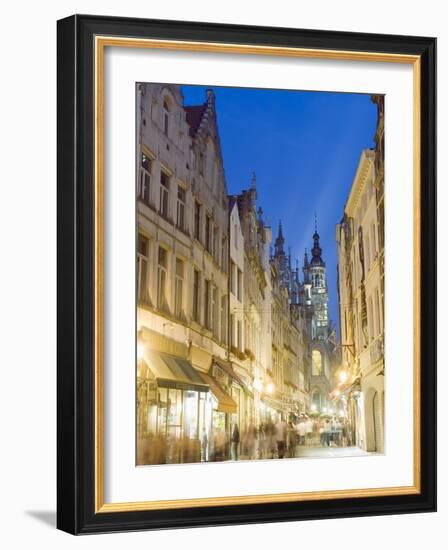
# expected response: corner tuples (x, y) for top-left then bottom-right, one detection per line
(138, 234), (228, 342)
(139, 154), (228, 272)
(343, 285), (383, 350)
(348, 222), (379, 292)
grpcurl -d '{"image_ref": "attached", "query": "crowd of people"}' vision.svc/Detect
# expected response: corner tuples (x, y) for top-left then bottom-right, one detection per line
(230, 414), (352, 461)
(137, 414), (352, 465)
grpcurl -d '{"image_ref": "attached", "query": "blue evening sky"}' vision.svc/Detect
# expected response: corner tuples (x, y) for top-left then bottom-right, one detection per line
(181, 84), (378, 335)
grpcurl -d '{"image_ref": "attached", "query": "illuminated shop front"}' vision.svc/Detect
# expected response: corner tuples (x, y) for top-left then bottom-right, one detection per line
(137, 349), (212, 464)
(200, 371), (237, 461)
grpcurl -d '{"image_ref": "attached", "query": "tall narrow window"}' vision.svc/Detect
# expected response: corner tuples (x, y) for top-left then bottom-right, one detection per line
(212, 286), (219, 338)
(163, 98), (169, 136)
(230, 261), (236, 295)
(213, 226), (219, 263)
(205, 215), (211, 253)
(368, 296), (375, 341)
(237, 269), (243, 301)
(157, 247), (168, 311)
(365, 235), (371, 273)
(137, 234), (150, 304)
(312, 350), (322, 376)
(193, 270), (200, 323)
(174, 258), (184, 318)
(194, 201), (201, 241)
(159, 171), (169, 218)
(371, 223), (377, 258)
(375, 288), (381, 336)
(220, 295), (227, 344)
(221, 236), (227, 272)
(204, 280), (211, 330)
(237, 319), (242, 351)
(138, 153), (151, 205)
(176, 186), (186, 230)
(230, 313), (235, 347)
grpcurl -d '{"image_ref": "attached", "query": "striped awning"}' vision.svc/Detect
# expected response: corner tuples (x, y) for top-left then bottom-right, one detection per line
(143, 349), (209, 392)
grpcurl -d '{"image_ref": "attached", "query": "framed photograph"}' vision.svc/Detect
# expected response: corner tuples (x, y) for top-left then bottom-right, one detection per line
(57, 14), (436, 534)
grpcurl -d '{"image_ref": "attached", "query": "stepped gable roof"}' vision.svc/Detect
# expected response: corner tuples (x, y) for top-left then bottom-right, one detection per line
(184, 104), (207, 137)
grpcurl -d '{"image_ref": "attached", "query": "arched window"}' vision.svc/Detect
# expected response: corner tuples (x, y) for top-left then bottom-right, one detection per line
(312, 389), (322, 410)
(312, 350), (322, 376)
(162, 97), (170, 136)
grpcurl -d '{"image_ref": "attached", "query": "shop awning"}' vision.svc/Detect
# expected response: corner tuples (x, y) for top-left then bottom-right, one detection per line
(144, 349), (209, 392)
(331, 377), (361, 399)
(261, 395), (291, 414)
(200, 372), (237, 414)
(213, 356), (246, 386)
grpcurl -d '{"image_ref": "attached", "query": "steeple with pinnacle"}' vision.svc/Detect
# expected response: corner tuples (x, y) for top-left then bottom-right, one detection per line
(274, 220), (285, 257)
(303, 214), (329, 339)
(311, 214), (325, 267)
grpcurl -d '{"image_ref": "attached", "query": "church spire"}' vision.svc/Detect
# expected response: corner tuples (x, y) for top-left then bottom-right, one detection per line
(303, 248), (310, 283)
(311, 215), (324, 266)
(274, 220), (285, 256)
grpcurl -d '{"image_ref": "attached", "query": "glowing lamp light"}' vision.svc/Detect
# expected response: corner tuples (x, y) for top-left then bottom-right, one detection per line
(334, 389), (340, 397)
(266, 382), (274, 394)
(137, 342), (145, 361)
(310, 404), (317, 412)
(322, 407), (327, 413)
(253, 378), (263, 392)
(339, 370), (348, 384)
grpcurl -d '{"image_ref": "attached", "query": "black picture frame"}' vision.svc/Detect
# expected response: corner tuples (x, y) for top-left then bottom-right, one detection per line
(57, 14), (436, 535)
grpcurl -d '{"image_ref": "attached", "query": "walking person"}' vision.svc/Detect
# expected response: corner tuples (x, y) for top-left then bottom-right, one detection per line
(297, 418), (306, 446)
(231, 423), (240, 461)
(324, 419), (331, 446)
(274, 416), (287, 458)
(287, 419), (296, 457)
(305, 416), (313, 445)
(201, 429), (208, 462)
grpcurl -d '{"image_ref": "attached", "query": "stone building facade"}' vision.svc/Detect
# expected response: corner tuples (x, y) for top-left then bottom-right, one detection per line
(135, 83), (337, 463)
(335, 95), (385, 452)
(270, 224), (312, 416)
(136, 84), (233, 462)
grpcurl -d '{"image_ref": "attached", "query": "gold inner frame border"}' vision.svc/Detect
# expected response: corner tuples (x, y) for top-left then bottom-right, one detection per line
(94, 35), (421, 513)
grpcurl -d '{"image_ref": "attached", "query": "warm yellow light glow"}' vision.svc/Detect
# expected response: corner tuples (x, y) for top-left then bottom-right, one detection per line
(253, 378), (263, 392)
(339, 370), (348, 384)
(310, 404), (317, 412)
(266, 382), (274, 394)
(334, 389), (340, 397)
(137, 342), (144, 361)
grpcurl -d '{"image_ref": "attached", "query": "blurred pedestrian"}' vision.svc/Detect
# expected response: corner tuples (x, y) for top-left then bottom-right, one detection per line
(305, 416), (313, 445)
(275, 416), (287, 458)
(297, 419), (306, 445)
(231, 423), (240, 460)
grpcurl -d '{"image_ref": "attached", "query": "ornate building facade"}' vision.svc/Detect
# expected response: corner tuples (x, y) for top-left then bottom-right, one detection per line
(135, 83), (341, 464)
(335, 95), (385, 452)
(136, 84), (234, 463)
(270, 223), (312, 416)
